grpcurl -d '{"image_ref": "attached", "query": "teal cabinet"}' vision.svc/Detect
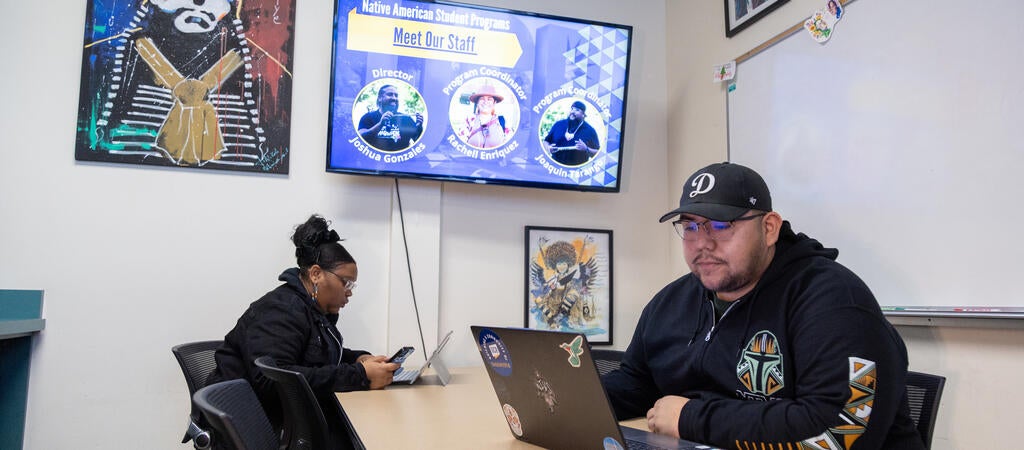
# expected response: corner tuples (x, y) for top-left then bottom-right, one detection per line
(0, 290), (45, 450)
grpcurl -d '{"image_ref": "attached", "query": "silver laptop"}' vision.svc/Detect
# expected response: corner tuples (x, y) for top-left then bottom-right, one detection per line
(393, 330), (453, 385)
(471, 326), (717, 450)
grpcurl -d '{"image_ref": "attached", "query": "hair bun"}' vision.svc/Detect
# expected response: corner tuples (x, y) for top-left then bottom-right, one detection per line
(321, 229), (341, 244)
(302, 228), (340, 247)
(292, 215), (348, 268)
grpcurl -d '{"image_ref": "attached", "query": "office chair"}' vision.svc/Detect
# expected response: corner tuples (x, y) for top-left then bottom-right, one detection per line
(905, 370), (946, 449)
(172, 340), (222, 449)
(254, 356), (366, 450)
(193, 379), (279, 450)
(590, 349), (625, 376)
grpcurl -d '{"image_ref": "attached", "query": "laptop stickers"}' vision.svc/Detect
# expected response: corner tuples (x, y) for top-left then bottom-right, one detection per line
(604, 437), (626, 450)
(560, 335), (585, 368)
(477, 328), (513, 376)
(502, 403), (524, 437)
(472, 326), (702, 450)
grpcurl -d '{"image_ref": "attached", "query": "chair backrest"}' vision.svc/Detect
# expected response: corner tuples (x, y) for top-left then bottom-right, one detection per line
(905, 370), (946, 449)
(254, 356), (365, 450)
(172, 340), (222, 445)
(590, 349), (625, 376)
(193, 379), (279, 450)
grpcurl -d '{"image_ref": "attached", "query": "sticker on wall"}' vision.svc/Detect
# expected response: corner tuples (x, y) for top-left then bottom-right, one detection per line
(804, 11), (833, 43)
(502, 403), (524, 437)
(478, 328), (513, 376)
(602, 437), (626, 450)
(827, 0), (844, 21)
(559, 335), (585, 368)
(805, 0), (844, 44)
(713, 61), (736, 83)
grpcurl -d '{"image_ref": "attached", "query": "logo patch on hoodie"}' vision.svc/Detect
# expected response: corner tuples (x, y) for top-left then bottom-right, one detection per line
(737, 330), (784, 396)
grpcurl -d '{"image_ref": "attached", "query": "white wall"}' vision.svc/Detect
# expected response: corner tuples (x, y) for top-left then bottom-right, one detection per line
(665, 1), (1024, 448)
(0, 0), (667, 448)
(14, 0), (1012, 448)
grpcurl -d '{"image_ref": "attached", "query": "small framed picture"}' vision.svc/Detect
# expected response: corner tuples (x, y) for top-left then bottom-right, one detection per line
(524, 226), (613, 345)
(725, 0), (790, 37)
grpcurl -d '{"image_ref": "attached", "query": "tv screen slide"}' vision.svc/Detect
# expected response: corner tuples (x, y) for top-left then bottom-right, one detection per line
(327, 0), (633, 192)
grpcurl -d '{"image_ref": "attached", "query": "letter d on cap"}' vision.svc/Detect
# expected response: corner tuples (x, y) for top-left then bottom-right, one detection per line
(689, 173), (715, 198)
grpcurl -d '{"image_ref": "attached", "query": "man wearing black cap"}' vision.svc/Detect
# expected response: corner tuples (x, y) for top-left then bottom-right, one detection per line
(543, 100), (601, 166)
(601, 162), (925, 449)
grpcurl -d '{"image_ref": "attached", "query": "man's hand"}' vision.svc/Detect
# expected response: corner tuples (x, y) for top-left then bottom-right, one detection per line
(359, 355), (399, 389)
(646, 395), (689, 438)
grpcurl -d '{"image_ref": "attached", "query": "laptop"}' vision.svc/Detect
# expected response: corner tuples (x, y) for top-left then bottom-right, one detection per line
(393, 330), (453, 386)
(470, 326), (717, 450)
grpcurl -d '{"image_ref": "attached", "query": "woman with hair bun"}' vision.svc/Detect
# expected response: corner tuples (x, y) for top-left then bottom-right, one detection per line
(209, 214), (398, 440)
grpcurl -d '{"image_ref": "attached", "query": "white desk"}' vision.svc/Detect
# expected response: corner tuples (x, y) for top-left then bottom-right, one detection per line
(338, 366), (649, 448)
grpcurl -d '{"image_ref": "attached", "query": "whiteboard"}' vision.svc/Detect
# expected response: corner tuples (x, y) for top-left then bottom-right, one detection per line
(728, 0), (1024, 310)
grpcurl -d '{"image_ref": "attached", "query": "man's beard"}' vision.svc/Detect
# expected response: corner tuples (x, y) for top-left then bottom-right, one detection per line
(690, 243), (770, 297)
(693, 266), (757, 294)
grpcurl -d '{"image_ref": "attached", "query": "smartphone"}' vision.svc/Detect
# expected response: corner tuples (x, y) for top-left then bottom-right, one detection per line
(387, 346), (415, 364)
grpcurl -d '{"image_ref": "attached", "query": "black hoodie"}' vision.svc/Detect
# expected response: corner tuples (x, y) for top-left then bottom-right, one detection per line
(602, 222), (924, 449)
(209, 268), (370, 429)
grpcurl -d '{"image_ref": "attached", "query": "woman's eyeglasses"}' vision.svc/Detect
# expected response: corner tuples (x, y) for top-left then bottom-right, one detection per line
(324, 270), (357, 291)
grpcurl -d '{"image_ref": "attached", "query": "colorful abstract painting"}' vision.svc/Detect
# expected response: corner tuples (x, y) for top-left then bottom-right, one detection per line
(75, 0), (296, 173)
(525, 226), (613, 344)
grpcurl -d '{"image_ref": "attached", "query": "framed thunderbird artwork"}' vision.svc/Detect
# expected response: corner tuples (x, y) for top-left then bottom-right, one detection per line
(524, 226), (613, 345)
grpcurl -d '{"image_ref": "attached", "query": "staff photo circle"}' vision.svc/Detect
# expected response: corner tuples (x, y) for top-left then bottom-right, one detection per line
(449, 77), (520, 150)
(352, 79), (427, 153)
(538, 98), (607, 167)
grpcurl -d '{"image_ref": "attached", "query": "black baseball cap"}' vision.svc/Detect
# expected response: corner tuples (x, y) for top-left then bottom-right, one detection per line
(659, 162), (772, 222)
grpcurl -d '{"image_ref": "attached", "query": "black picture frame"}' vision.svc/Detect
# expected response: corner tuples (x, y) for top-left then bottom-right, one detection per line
(75, 0), (297, 173)
(524, 226), (613, 345)
(725, 0), (790, 37)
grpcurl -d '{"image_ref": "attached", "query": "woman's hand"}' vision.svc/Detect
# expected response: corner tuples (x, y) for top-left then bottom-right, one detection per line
(359, 355), (400, 389)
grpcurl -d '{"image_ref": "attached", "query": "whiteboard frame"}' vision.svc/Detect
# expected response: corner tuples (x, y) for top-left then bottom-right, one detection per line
(724, 0), (1024, 322)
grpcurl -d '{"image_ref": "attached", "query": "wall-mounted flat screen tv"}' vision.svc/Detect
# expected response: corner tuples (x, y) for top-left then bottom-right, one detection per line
(327, 0), (633, 192)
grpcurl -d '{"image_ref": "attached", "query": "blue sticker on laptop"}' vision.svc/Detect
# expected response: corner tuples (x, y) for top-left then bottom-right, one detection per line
(478, 328), (513, 376)
(602, 437), (625, 450)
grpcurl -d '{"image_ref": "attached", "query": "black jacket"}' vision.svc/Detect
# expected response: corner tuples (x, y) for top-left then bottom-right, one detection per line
(602, 222), (924, 449)
(209, 268), (370, 428)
